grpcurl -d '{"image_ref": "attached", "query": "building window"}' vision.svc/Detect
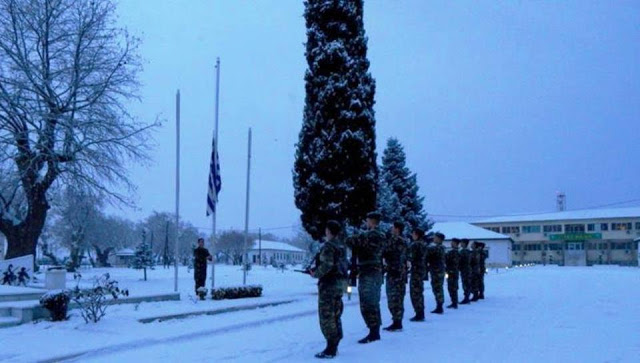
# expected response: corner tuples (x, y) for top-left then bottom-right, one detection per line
(613, 242), (630, 250)
(524, 244), (542, 251)
(548, 243), (562, 251)
(512, 244), (521, 251)
(543, 225), (562, 233)
(564, 224), (585, 233)
(587, 224), (595, 232)
(502, 226), (520, 234)
(611, 222), (632, 231)
(600, 223), (608, 231)
(522, 225), (541, 233)
(636, 222), (640, 230)
(485, 227), (500, 233)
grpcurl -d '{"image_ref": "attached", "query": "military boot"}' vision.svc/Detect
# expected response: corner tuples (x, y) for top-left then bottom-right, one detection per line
(430, 303), (444, 314)
(409, 311), (425, 322)
(471, 293), (480, 302)
(446, 302), (458, 309)
(460, 295), (471, 305)
(383, 320), (403, 332)
(479, 292), (485, 300)
(315, 341), (338, 359)
(358, 326), (381, 344)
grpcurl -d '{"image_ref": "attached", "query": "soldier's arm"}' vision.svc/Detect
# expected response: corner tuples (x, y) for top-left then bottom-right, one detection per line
(313, 246), (335, 280)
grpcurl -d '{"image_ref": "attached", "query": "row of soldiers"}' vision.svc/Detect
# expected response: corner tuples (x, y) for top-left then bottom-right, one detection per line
(309, 212), (488, 359)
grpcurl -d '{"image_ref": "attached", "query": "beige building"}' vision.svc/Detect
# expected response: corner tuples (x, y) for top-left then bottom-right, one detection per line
(473, 207), (640, 266)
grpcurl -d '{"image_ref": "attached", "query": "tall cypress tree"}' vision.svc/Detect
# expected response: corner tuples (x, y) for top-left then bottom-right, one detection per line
(379, 138), (430, 232)
(294, 0), (378, 240)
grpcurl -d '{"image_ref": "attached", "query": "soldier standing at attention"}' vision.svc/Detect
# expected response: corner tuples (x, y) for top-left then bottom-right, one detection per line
(382, 221), (409, 332)
(193, 238), (212, 294)
(470, 241), (481, 302)
(478, 242), (487, 300)
(312, 220), (348, 359)
(427, 232), (446, 314)
(458, 239), (472, 305)
(346, 212), (387, 344)
(408, 228), (427, 322)
(445, 238), (461, 309)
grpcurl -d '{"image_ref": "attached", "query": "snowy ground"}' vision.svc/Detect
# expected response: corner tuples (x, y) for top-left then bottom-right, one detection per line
(1, 265), (639, 362)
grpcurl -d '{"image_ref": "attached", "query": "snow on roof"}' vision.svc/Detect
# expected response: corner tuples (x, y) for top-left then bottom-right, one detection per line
(431, 222), (510, 241)
(474, 207), (640, 224)
(250, 241), (305, 253)
(116, 248), (135, 256)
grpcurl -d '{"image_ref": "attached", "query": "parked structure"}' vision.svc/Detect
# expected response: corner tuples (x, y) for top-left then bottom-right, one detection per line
(111, 248), (136, 267)
(474, 207), (640, 266)
(431, 222), (513, 267)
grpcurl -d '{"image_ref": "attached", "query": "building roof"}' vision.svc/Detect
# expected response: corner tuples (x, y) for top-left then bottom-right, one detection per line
(250, 240), (305, 253)
(116, 248), (135, 256)
(431, 222), (511, 241)
(474, 207), (640, 224)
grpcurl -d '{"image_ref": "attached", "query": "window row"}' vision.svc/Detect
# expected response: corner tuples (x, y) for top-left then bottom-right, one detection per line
(513, 242), (637, 251)
(488, 221), (640, 234)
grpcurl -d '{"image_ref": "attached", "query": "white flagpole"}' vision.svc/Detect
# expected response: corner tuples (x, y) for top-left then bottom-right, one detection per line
(174, 89), (181, 293)
(211, 57), (220, 289)
(242, 127), (252, 285)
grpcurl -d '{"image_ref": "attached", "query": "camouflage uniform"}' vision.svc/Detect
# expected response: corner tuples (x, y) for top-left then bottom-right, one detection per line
(470, 249), (480, 296)
(347, 228), (387, 329)
(445, 247), (460, 306)
(426, 243), (446, 306)
(408, 238), (428, 314)
(193, 246), (211, 293)
(479, 249), (488, 297)
(459, 247), (472, 301)
(383, 235), (409, 322)
(315, 238), (348, 345)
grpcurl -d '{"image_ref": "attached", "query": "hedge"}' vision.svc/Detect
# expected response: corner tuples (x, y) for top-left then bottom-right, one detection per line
(211, 285), (262, 300)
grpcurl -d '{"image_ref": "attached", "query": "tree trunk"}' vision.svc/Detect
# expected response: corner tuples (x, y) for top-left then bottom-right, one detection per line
(2, 189), (49, 261)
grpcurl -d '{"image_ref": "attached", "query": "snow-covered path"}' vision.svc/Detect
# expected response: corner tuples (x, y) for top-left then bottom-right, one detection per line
(74, 266), (639, 363)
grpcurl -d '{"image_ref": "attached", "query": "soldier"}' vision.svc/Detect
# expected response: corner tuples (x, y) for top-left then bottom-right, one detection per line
(312, 220), (348, 359)
(193, 238), (212, 294)
(382, 221), (409, 332)
(408, 228), (427, 322)
(478, 242), (488, 300)
(426, 232), (446, 314)
(346, 212), (387, 344)
(470, 241), (481, 302)
(445, 238), (460, 309)
(458, 239), (472, 305)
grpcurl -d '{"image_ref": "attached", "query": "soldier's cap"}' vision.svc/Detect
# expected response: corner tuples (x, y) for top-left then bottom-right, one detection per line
(392, 221), (405, 230)
(460, 238), (470, 245)
(476, 241), (486, 248)
(412, 228), (425, 238)
(434, 232), (445, 241)
(366, 211), (382, 221)
(451, 238), (461, 243)
(326, 220), (341, 235)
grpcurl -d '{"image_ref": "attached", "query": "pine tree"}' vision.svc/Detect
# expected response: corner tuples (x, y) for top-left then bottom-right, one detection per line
(293, 0), (378, 240)
(133, 238), (154, 281)
(379, 138), (430, 233)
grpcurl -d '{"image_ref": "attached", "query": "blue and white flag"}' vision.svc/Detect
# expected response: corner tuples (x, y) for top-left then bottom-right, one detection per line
(206, 136), (222, 216)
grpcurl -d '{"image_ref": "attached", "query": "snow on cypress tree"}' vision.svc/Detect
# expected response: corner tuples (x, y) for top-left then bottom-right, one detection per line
(294, 0), (378, 239)
(379, 138), (430, 232)
(133, 239), (154, 281)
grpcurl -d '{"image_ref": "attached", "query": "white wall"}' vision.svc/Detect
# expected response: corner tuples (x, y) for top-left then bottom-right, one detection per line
(483, 239), (512, 267)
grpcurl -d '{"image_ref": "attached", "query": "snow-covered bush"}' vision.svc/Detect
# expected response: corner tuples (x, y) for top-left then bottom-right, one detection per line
(39, 290), (71, 321)
(70, 273), (129, 323)
(211, 285), (262, 300)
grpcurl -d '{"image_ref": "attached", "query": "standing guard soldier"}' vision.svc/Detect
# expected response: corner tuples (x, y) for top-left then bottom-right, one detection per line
(382, 221), (409, 331)
(445, 238), (461, 309)
(346, 212), (387, 344)
(427, 232), (446, 314)
(408, 228), (428, 322)
(458, 239), (472, 305)
(470, 241), (481, 302)
(312, 220), (348, 359)
(478, 242), (487, 300)
(193, 238), (212, 294)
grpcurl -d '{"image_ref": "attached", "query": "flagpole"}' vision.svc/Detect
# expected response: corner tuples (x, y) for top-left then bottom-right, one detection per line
(174, 89), (181, 293)
(210, 57), (221, 289)
(242, 127), (252, 285)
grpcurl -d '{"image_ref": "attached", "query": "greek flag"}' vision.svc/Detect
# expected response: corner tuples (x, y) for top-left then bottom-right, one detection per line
(206, 136), (221, 216)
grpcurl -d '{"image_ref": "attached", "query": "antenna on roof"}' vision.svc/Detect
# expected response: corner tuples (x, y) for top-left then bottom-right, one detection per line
(556, 191), (566, 212)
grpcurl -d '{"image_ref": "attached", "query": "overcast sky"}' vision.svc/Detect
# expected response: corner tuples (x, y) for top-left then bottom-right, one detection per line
(111, 0), (640, 237)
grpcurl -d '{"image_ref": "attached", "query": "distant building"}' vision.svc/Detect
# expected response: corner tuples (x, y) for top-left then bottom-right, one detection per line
(111, 248), (135, 267)
(247, 240), (306, 266)
(473, 207), (640, 266)
(431, 222), (513, 267)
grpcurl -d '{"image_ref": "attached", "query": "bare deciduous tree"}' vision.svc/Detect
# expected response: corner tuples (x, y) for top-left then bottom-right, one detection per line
(0, 0), (155, 258)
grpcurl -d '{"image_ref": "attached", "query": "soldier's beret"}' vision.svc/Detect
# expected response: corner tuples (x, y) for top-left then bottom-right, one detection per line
(326, 220), (341, 235)
(393, 221), (405, 230)
(460, 238), (470, 245)
(413, 228), (425, 238)
(451, 238), (461, 243)
(435, 232), (445, 240)
(366, 212), (382, 221)
(476, 242), (486, 248)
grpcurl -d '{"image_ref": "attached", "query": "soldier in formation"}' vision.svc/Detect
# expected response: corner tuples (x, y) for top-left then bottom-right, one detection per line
(458, 239), (472, 304)
(312, 220), (348, 359)
(346, 212), (386, 344)
(382, 221), (409, 332)
(426, 232), (446, 314)
(470, 241), (487, 301)
(445, 238), (460, 309)
(408, 228), (428, 322)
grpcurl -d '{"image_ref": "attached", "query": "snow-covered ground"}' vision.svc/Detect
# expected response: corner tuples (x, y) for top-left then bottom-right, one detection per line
(1, 265), (639, 362)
